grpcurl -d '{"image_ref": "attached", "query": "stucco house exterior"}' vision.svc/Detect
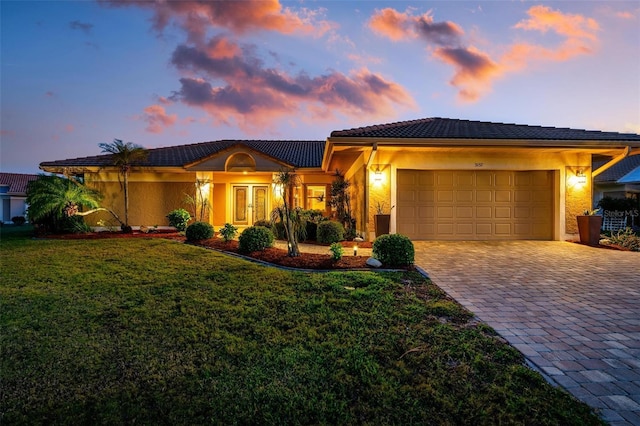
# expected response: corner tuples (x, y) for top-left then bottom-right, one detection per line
(0, 173), (39, 223)
(39, 117), (640, 241)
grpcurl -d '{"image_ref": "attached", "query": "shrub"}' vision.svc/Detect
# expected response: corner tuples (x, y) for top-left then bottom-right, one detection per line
(185, 221), (214, 241)
(62, 215), (92, 234)
(603, 227), (640, 251)
(219, 223), (238, 242)
(329, 242), (343, 260)
(167, 208), (191, 232)
(373, 234), (415, 266)
(238, 226), (274, 253)
(11, 216), (26, 226)
(317, 221), (345, 244)
(253, 220), (272, 228)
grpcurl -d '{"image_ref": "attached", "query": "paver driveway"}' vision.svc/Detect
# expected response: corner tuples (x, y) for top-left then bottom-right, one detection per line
(413, 241), (640, 426)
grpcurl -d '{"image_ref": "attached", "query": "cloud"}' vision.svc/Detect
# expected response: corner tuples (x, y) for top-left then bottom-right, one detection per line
(615, 11), (635, 20)
(169, 41), (415, 132)
(69, 20), (94, 34)
(370, 5), (599, 102)
(64, 124), (74, 133)
(45, 91), (55, 98)
(369, 8), (463, 45)
(102, 0), (332, 43)
(433, 47), (500, 101)
(1, 129), (16, 137)
(141, 105), (178, 134)
(514, 5), (599, 41)
(101, 0), (412, 132)
(168, 38), (414, 129)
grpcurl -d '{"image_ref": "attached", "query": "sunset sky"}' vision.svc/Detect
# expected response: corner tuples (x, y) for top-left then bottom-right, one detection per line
(2, 1), (639, 174)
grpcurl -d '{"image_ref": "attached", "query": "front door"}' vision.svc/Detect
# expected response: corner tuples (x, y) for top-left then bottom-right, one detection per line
(233, 185), (269, 225)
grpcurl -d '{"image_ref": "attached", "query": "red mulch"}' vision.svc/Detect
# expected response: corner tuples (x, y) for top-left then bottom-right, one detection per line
(196, 238), (373, 270)
(42, 231), (386, 270)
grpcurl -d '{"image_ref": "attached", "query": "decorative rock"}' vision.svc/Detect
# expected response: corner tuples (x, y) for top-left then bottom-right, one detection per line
(354, 237), (364, 242)
(366, 257), (382, 268)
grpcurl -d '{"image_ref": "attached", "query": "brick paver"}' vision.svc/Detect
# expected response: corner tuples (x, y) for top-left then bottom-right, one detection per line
(413, 241), (639, 425)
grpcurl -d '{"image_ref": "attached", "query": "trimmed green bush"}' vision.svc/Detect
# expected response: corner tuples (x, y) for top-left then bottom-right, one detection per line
(167, 208), (191, 232)
(238, 226), (274, 253)
(185, 222), (214, 241)
(317, 221), (344, 244)
(373, 234), (415, 266)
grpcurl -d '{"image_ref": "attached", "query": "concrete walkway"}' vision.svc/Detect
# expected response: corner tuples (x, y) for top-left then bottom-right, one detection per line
(413, 241), (640, 425)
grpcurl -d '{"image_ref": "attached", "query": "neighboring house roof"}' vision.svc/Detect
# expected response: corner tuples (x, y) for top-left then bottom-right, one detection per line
(331, 117), (640, 141)
(593, 155), (640, 183)
(40, 140), (326, 170)
(0, 172), (39, 195)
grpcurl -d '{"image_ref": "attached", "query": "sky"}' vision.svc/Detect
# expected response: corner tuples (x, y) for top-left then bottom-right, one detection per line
(1, 0), (639, 175)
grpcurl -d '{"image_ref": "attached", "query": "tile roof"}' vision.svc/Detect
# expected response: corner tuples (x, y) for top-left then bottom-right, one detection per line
(0, 173), (40, 194)
(40, 140), (326, 170)
(0, 173), (38, 194)
(331, 117), (640, 141)
(593, 155), (640, 183)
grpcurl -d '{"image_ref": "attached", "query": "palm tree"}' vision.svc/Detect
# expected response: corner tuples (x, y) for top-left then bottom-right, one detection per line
(26, 174), (120, 232)
(98, 139), (148, 230)
(272, 169), (301, 257)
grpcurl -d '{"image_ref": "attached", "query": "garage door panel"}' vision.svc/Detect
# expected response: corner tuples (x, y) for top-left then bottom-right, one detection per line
(456, 190), (473, 202)
(495, 207), (512, 218)
(495, 190), (511, 202)
(456, 223), (474, 235)
(418, 190), (434, 202)
(476, 206), (493, 218)
(397, 170), (553, 240)
(476, 190), (492, 202)
(456, 206), (473, 218)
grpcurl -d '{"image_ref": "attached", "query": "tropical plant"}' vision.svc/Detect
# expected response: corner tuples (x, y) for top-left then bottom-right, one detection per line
(328, 169), (356, 237)
(98, 139), (148, 231)
(272, 169), (302, 256)
(11, 216), (26, 226)
(219, 223), (238, 242)
(238, 226), (274, 253)
(329, 242), (343, 261)
(184, 179), (211, 222)
(167, 208), (191, 232)
(185, 222), (214, 241)
(25, 174), (120, 233)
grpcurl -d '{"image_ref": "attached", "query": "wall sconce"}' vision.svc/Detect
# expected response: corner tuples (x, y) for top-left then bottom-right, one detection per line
(576, 170), (587, 185)
(353, 244), (358, 256)
(373, 168), (383, 186)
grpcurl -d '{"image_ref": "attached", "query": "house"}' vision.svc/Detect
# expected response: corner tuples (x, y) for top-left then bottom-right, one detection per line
(0, 172), (39, 223)
(593, 154), (640, 201)
(39, 117), (640, 241)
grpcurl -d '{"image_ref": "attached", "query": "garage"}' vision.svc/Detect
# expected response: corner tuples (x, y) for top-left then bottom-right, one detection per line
(397, 170), (554, 240)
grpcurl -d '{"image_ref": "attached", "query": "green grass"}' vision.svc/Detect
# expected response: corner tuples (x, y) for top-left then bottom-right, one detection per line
(1, 226), (603, 425)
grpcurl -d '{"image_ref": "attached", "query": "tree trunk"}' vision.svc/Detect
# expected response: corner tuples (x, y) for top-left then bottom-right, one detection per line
(123, 172), (130, 227)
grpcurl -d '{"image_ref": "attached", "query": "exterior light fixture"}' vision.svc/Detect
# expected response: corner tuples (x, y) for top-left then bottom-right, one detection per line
(576, 170), (587, 184)
(353, 244), (358, 256)
(374, 168), (382, 184)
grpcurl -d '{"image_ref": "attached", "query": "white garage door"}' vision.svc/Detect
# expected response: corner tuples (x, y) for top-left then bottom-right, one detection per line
(397, 170), (553, 240)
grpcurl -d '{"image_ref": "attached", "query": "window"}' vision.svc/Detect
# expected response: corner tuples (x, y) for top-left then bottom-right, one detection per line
(306, 185), (326, 211)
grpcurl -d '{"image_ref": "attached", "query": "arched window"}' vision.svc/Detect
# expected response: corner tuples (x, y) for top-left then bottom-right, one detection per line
(226, 153), (256, 172)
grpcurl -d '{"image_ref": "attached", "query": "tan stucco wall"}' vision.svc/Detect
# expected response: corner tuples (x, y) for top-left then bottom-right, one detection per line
(85, 171), (195, 227)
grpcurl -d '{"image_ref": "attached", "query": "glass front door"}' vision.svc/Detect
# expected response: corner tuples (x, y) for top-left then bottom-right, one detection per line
(233, 185), (269, 225)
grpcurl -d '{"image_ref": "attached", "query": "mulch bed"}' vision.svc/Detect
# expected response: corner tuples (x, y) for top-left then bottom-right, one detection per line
(41, 231), (387, 270)
(196, 238), (374, 270)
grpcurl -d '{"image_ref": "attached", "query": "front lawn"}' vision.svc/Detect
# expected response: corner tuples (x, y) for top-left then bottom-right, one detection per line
(0, 226), (602, 424)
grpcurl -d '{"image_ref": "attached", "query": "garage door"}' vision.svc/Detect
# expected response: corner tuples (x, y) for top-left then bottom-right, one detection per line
(397, 170), (553, 240)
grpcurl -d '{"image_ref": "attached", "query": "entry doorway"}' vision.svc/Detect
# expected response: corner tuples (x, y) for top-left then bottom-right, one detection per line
(232, 185), (269, 225)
